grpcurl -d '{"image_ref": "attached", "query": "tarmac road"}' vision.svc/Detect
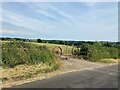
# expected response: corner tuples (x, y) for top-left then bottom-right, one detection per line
(7, 64), (118, 88)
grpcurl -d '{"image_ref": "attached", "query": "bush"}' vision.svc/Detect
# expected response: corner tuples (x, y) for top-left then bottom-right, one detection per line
(79, 43), (118, 62)
(79, 43), (90, 59)
(107, 47), (118, 59)
(37, 39), (42, 43)
(2, 41), (61, 69)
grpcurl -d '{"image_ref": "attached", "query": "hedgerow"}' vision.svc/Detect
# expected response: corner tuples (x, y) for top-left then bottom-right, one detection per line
(79, 43), (118, 62)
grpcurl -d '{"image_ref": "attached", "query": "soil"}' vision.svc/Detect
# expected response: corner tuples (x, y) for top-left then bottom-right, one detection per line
(60, 57), (113, 72)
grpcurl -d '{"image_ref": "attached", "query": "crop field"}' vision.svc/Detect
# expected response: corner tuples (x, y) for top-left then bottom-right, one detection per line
(29, 42), (73, 55)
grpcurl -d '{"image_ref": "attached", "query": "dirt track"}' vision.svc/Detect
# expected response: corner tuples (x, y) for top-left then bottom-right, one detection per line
(60, 57), (115, 72)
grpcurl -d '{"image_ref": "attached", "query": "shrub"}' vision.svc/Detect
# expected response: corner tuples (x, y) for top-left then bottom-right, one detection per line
(37, 39), (42, 43)
(79, 43), (90, 59)
(79, 43), (118, 62)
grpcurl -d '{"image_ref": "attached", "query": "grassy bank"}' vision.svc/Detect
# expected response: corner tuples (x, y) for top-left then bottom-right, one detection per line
(2, 41), (62, 82)
(2, 41), (61, 68)
(2, 64), (61, 83)
(1, 41), (73, 56)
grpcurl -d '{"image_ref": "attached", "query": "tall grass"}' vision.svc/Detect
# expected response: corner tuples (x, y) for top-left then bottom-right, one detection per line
(2, 41), (61, 70)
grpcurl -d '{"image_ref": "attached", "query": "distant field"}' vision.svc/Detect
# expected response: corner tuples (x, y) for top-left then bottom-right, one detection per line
(29, 42), (73, 55)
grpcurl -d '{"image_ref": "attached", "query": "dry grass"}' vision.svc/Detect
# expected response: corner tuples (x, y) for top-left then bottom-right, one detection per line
(2, 63), (61, 83)
(98, 59), (118, 64)
(1, 58), (118, 87)
(28, 42), (73, 55)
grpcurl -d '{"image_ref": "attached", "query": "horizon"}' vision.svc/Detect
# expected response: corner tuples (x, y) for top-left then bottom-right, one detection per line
(1, 2), (118, 42)
(0, 37), (118, 42)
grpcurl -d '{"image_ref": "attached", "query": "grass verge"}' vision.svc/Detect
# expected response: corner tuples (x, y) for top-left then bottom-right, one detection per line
(2, 41), (62, 83)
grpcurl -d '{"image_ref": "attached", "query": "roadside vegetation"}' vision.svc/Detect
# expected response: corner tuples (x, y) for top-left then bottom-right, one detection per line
(1, 37), (119, 63)
(2, 41), (61, 68)
(2, 41), (62, 82)
(1, 37), (118, 84)
(79, 42), (118, 63)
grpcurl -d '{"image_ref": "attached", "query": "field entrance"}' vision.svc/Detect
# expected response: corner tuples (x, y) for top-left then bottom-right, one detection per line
(53, 45), (81, 59)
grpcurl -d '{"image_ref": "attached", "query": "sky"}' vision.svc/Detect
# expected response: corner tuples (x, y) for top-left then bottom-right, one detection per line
(1, 2), (118, 41)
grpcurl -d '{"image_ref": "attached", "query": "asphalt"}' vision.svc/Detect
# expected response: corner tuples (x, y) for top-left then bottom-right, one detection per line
(3, 64), (119, 89)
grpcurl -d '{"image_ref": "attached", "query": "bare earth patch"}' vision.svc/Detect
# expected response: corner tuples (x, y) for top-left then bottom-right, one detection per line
(1, 58), (118, 88)
(60, 58), (117, 72)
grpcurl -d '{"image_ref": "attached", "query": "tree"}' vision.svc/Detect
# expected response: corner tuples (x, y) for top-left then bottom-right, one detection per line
(79, 43), (90, 59)
(37, 39), (42, 43)
(103, 42), (113, 47)
(59, 41), (64, 45)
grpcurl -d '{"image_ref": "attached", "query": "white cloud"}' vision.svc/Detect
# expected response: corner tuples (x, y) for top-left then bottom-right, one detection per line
(1, 29), (33, 36)
(50, 6), (73, 20)
(35, 9), (55, 19)
(26, 3), (74, 25)
(3, 9), (57, 33)
(1, 29), (16, 34)
(2, 2), (118, 41)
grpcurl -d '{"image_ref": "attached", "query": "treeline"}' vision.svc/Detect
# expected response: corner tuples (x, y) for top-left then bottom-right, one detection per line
(1, 37), (119, 48)
(0, 37), (36, 42)
(43, 40), (119, 48)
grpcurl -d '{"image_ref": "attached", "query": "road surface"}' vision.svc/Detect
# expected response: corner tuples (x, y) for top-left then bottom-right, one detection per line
(8, 64), (118, 88)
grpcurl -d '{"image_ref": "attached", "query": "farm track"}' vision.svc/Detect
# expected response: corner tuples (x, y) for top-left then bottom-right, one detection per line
(60, 57), (116, 72)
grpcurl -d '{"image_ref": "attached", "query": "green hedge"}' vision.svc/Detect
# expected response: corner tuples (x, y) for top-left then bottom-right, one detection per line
(2, 41), (61, 68)
(79, 43), (118, 62)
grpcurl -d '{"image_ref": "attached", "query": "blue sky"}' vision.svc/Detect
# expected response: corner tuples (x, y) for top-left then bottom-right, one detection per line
(1, 2), (118, 41)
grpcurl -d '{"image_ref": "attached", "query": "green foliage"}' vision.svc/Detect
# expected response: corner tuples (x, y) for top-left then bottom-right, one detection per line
(79, 43), (90, 59)
(1, 37), (119, 63)
(106, 47), (118, 59)
(1, 37), (118, 48)
(37, 39), (42, 43)
(79, 43), (118, 62)
(2, 41), (61, 69)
